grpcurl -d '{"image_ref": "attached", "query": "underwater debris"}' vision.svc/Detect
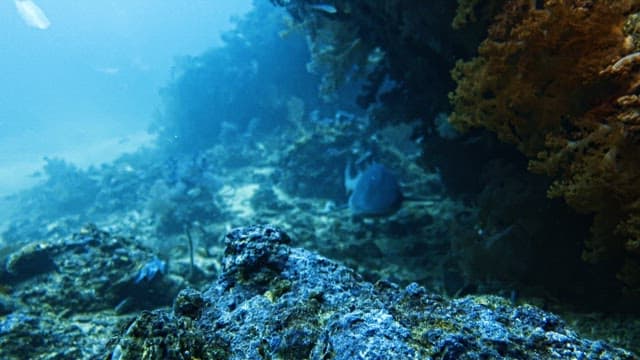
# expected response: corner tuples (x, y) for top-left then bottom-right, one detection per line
(14, 0), (50, 30)
(345, 162), (403, 217)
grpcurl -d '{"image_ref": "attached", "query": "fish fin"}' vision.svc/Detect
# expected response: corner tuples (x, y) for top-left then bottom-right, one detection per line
(344, 161), (359, 194)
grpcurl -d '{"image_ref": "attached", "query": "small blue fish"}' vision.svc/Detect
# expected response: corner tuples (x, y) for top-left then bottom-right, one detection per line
(134, 257), (166, 284)
(308, 3), (337, 14)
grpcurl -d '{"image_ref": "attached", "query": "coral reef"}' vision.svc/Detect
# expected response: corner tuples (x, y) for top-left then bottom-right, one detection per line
(273, 0), (461, 122)
(3, 3), (640, 356)
(23, 157), (99, 217)
(109, 225), (637, 359)
(269, 0), (640, 311)
(450, 0), (640, 295)
(153, 1), (321, 153)
(1, 150), (169, 245)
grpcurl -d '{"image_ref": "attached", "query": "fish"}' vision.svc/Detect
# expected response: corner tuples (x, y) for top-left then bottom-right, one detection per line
(308, 4), (337, 14)
(15, 0), (50, 30)
(345, 162), (403, 217)
(134, 257), (166, 284)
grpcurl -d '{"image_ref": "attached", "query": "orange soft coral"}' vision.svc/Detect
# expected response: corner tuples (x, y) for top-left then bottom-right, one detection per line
(450, 0), (640, 291)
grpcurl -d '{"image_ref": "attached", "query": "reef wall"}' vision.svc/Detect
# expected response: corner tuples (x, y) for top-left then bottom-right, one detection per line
(272, 0), (640, 305)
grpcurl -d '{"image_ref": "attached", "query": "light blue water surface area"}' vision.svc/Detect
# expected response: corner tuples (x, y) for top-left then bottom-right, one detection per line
(0, 0), (252, 196)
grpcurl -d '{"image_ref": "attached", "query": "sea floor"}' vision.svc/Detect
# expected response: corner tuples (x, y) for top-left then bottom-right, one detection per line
(0, 125), (639, 357)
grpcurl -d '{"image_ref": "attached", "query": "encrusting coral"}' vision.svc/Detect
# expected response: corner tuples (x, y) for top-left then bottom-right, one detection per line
(450, 0), (640, 294)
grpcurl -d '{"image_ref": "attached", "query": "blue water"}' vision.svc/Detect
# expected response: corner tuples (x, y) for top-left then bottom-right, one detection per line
(0, 0), (252, 196)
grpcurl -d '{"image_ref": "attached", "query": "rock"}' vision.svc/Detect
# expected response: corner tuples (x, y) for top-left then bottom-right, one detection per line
(109, 225), (638, 359)
(173, 288), (205, 320)
(4, 242), (56, 279)
(0, 224), (189, 359)
(1, 224), (182, 314)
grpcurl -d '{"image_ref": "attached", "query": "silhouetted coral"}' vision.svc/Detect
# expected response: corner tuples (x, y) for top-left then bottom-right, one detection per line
(273, 0), (462, 122)
(153, 2), (320, 153)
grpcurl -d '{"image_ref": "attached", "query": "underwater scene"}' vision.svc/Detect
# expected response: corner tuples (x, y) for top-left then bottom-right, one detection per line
(2, 0), (640, 359)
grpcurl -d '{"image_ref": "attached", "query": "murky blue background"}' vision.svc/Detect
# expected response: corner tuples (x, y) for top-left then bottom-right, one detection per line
(0, 0), (252, 195)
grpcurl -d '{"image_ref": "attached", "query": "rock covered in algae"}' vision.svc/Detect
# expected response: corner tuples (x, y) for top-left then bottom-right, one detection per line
(0, 224), (182, 314)
(0, 224), (185, 359)
(109, 225), (638, 359)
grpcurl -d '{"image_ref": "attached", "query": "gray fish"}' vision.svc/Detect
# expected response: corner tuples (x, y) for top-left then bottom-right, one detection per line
(345, 162), (403, 217)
